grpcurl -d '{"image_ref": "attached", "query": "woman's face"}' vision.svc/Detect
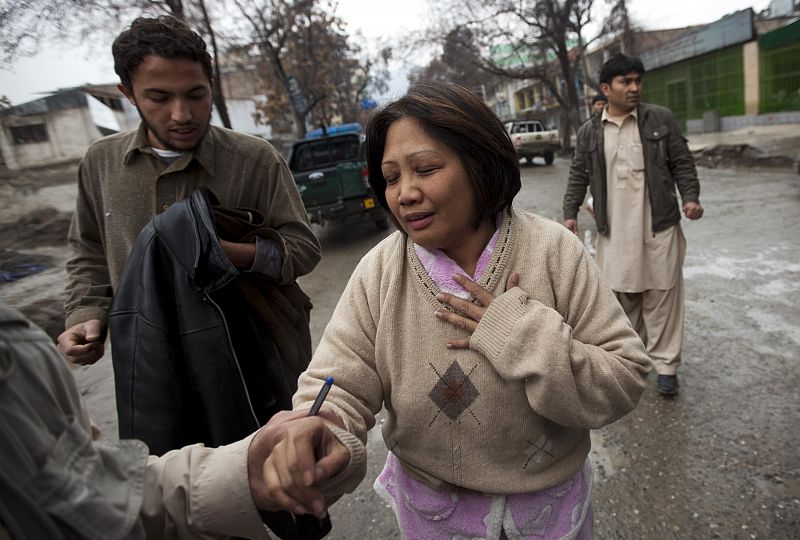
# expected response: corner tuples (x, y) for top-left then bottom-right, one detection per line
(381, 117), (488, 261)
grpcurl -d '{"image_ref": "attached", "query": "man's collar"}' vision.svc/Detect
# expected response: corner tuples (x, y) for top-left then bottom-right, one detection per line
(601, 105), (638, 125)
(122, 123), (151, 164)
(123, 123), (215, 176)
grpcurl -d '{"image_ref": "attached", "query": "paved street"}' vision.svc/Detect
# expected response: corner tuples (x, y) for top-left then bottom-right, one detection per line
(295, 159), (799, 539)
(2, 156), (799, 538)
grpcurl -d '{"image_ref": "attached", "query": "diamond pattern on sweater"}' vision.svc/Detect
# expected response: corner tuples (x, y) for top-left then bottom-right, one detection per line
(523, 435), (554, 470)
(428, 361), (479, 420)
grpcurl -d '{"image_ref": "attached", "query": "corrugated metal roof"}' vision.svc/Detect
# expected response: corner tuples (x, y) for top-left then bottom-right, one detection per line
(1, 90), (88, 117)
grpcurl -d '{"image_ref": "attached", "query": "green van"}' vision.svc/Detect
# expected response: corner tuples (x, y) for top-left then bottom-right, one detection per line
(288, 124), (389, 230)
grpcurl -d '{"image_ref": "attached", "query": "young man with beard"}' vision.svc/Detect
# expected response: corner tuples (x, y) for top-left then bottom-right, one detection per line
(59, 16), (321, 365)
(563, 53), (704, 396)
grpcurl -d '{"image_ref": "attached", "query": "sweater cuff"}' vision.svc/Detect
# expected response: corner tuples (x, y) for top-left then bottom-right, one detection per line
(247, 227), (293, 284)
(247, 236), (283, 278)
(65, 307), (109, 331)
(191, 434), (269, 538)
(470, 286), (530, 363)
(320, 423), (367, 497)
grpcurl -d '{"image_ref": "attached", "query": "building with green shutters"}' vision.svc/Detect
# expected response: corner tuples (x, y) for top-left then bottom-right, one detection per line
(636, 9), (800, 133)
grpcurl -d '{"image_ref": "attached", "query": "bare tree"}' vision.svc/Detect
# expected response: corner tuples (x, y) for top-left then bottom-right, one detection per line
(409, 27), (502, 98)
(0, 0), (132, 64)
(232, 0), (364, 138)
(0, 0), (232, 127)
(330, 40), (392, 125)
(430, 0), (599, 148)
(194, 0), (231, 127)
(603, 0), (636, 55)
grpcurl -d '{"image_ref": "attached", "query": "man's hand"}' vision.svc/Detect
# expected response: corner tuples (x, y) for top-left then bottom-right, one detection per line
(683, 201), (704, 220)
(219, 238), (256, 269)
(57, 319), (105, 365)
(248, 409), (348, 517)
(563, 218), (579, 235)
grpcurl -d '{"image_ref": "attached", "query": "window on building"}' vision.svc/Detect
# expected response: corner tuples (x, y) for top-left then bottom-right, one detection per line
(10, 124), (49, 144)
(515, 87), (536, 111)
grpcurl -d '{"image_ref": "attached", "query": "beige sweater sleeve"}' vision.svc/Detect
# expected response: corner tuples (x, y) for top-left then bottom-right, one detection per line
(293, 249), (386, 442)
(470, 231), (651, 429)
(320, 423), (368, 498)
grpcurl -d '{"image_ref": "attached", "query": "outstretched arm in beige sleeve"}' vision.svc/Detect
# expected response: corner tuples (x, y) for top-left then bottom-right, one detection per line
(140, 409), (362, 538)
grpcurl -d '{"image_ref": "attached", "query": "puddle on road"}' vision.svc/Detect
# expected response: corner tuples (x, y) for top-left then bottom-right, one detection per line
(747, 307), (800, 346)
(753, 279), (794, 297)
(684, 256), (739, 280)
(684, 246), (800, 281)
(754, 476), (800, 499)
(590, 430), (630, 481)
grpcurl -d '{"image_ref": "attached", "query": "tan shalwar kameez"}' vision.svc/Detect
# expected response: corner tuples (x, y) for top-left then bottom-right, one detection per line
(595, 108), (685, 375)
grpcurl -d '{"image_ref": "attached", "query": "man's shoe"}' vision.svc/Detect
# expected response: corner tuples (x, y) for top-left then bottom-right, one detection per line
(657, 374), (679, 396)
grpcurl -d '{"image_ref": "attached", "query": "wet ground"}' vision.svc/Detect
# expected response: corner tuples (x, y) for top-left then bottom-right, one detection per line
(1, 157), (798, 538)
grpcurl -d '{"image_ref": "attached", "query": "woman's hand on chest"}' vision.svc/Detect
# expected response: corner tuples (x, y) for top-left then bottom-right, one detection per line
(434, 272), (520, 349)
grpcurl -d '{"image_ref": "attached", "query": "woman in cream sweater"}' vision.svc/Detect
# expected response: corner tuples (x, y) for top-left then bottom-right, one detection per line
(261, 81), (652, 539)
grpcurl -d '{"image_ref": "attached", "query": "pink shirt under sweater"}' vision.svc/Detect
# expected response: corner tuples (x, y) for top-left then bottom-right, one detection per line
(377, 216), (593, 539)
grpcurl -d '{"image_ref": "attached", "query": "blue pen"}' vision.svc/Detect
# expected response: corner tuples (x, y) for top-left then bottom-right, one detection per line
(308, 377), (334, 416)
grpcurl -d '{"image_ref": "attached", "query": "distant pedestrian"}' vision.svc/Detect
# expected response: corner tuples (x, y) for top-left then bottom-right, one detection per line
(591, 93), (607, 116)
(563, 53), (704, 396)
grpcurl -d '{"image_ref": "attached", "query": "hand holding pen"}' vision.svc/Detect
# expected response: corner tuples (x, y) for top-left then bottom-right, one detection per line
(258, 376), (348, 519)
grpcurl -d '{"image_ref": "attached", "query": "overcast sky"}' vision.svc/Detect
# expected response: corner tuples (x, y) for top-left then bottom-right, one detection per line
(0, 0), (775, 106)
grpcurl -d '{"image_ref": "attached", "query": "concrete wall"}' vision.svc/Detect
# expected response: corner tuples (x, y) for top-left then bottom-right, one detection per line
(743, 41), (761, 116)
(212, 97), (271, 139)
(220, 64), (268, 100)
(687, 110), (800, 133)
(0, 124), (17, 169)
(1, 107), (101, 170)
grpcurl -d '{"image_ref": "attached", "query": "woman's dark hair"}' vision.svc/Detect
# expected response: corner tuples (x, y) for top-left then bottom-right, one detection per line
(112, 16), (213, 90)
(599, 53), (646, 85)
(365, 81), (521, 230)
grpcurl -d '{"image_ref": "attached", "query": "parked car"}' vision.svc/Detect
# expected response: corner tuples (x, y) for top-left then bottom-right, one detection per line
(288, 123), (389, 230)
(504, 119), (561, 165)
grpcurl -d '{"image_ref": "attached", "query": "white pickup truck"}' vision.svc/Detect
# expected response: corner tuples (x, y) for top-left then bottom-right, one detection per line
(504, 120), (561, 165)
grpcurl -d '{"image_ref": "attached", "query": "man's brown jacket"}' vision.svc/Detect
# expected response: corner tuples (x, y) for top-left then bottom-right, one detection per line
(563, 102), (700, 236)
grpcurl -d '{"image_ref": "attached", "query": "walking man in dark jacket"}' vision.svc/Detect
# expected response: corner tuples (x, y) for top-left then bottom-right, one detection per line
(563, 53), (704, 396)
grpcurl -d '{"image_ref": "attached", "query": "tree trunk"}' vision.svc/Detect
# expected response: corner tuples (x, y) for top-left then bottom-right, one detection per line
(197, 0), (232, 128)
(166, 0), (185, 19)
(560, 110), (572, 150)
(294, 109), (307, 139)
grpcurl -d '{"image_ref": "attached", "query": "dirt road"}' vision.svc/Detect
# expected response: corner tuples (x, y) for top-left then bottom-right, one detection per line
(1, 157), (798, 538)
